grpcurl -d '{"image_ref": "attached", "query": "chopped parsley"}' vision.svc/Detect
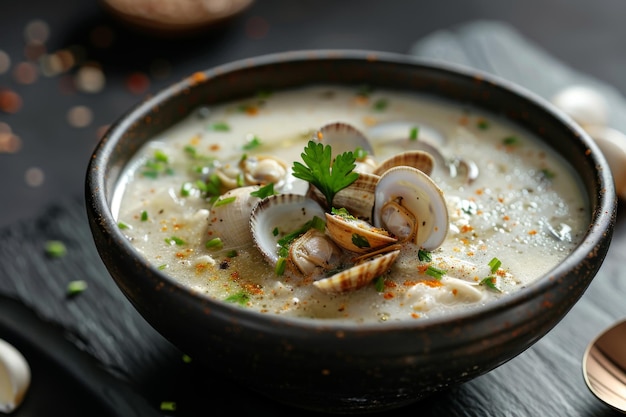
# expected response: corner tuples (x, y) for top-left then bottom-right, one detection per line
(66, 280), (88, 297)
(140, 210), (148, 221)
(142, 149), (173, 178)
(250, 183), (276, 198)
(213, 196), (236, 207)
(488, 257), (502, 273)
(425, 265), (446, 279)
(208, 122), (230, 131)
(205, 237), (223, 250)
(331, 207), (356, 220)
(354, 146), (368, 160)
(117, 221), (130, 230)
(480, 276), (501, 292)
(351, 233), (370, 249)
(275, 257), (287, 276)
(225, 292), (250, 305)
(409, 126), (419, 141)
(45, 240), (67, 258)
(372, 98), (388, 111)
(477, 119), (490, 130)
(418, 249), (432, 262)
(374, 276), (385, 292)
(502, 136), (519, 146)
(243, 135), (262, 150)
(165, 236), (185, 246)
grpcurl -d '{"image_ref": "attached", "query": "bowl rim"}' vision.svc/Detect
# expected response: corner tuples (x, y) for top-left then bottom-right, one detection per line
(87, 48), (617, 334)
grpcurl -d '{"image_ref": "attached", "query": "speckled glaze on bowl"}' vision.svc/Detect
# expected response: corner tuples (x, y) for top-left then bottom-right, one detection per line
(85, 50), (616, 414)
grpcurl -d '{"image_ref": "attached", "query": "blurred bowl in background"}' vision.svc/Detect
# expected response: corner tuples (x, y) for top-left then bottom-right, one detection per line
(100, 0), (254, 36)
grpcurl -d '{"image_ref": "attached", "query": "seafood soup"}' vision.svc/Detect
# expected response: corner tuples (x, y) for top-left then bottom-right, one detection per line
(113, 85), (588, 323)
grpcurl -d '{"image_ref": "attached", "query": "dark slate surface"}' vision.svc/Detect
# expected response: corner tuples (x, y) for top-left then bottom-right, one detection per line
(1, 3), (626, 416)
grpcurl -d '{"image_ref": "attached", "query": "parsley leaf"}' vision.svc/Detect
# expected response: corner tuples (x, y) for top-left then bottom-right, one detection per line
(292, 141), (359, 207)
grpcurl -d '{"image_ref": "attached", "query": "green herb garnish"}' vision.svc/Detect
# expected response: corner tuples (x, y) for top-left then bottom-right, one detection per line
(66, 280), (87, 297)
(165, 236), (185, 246)
(226, 249), (238, 258)
(275, 257), (287, 276)
(331, 207), (356, 220)
(117, 221), (130, 230)
(213, 196), (236, 207)
(158, 264), (168, 270)
(243, 136), (262, 150)
(409, 126), (419, 141)
(250, 183), (276, 199)
(418, 249), (432, 262)
(352, 233), (370, 249)
(292, 141), (359, 208)
(45, 240), (67, 258)
(272, 227), (279, 236)
(540, 169), (556, 180)
(205, 237), (223, 250)
(503, 136), (519, 145)
(354, 146), (368, 160)
(225, 292), (249, 305)
(373, 98), (388, 111)
(160, 402), (177, 411)
(480, 276), (501, 292)
(374, 276), (385, 292)
(477, 119), (490, 130)
(140, 210), (148, 221)
(209, 122), (230, 131)
(488, 257), (502, 273)
(425, 265), (446, 279)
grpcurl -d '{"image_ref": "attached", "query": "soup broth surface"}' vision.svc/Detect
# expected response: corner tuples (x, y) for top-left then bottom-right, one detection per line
(114, 85), (588, 323)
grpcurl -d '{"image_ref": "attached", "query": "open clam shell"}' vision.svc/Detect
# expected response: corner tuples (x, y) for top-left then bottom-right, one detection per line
(250, 194), (326, 266)
(324, 212), (397, 254)
(313, 249), (401, 293)
(316, 122), (377, 173)
(373, 166), (449, 250)
(0, 339), (30, 414)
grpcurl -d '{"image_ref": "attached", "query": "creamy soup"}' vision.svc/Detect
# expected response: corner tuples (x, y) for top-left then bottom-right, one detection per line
(113, 85), (588, 323)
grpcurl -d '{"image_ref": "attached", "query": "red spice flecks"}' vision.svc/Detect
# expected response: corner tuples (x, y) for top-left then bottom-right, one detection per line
(383, 292), (394, 300)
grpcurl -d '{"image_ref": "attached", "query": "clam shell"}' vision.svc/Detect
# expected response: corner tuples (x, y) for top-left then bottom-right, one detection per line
(316, 122), (375, 155)
(250, 194), (326, 266)
(373, 166), (449, 250)
(313, 249), (401, 293)
(0, 339), (30, 414)
(325, 212), (397, 254)
(288, 228), (342, 276)
(207, 185), (261, 248)
(373, 150), (435, 176)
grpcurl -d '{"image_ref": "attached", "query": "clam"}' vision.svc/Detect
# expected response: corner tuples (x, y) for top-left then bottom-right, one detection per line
(313, 248), (401, 293)
(250, 194), (327, 267)
(288, 228), (342, 276)
(373, 166), (449, 250)
(324, 211), (398, 253)
(215, 155), (289, 191)
(206, 185), (261, 248)
(315, 122), (377, 173)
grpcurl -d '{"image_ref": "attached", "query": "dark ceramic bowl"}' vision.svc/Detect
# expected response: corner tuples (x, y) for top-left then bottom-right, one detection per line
(85, 50), (616, 414)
